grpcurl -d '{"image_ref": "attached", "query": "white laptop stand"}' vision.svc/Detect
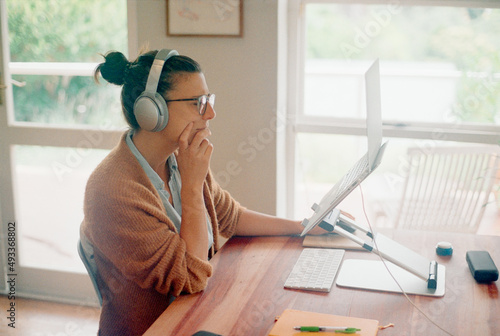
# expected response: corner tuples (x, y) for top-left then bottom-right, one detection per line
(317, 209), (445, 296)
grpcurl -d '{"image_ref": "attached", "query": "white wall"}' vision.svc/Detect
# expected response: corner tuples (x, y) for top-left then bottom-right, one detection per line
(135, 0), (281, 215)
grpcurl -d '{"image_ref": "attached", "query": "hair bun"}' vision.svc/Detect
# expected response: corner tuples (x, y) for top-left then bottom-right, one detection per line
(98, 51), (130, 86)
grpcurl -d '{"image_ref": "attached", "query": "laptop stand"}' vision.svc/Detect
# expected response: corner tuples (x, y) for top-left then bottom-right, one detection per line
(318, 209), (445, 294)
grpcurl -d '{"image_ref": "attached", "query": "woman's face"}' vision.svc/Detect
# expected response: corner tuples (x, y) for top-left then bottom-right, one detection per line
(163, 72), (216, 145)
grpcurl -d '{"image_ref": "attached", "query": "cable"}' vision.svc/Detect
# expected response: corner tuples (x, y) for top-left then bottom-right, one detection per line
(358, 184), (454, 336)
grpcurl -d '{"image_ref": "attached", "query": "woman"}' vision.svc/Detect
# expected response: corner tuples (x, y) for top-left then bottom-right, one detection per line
(81, 48), (326, 335)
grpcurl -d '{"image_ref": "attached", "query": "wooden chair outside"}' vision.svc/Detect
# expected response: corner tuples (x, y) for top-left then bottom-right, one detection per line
(395, 146), (499, 233)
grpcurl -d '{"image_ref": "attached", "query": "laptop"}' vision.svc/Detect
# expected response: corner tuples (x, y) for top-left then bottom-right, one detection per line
(300, 59), (387, 236)
(297, 65), (445, 293)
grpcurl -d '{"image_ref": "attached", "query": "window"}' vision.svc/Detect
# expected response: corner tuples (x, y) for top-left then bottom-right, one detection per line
(8, 0), (127, 127)
(0, 0), (130, 304)
(286, 1), (500, 227)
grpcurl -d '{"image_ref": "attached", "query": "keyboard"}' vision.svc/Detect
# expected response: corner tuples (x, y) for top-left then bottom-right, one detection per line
(284, 248), (345, 292)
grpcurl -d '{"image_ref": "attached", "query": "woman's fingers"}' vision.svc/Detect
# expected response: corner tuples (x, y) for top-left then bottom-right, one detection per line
(176, 123), (213, 188)
(178, 122), (194, 149)
(189, 128), (211, 149)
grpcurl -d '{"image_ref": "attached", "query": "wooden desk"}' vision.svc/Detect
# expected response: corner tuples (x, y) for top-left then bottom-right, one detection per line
(145, 230), (500, 336)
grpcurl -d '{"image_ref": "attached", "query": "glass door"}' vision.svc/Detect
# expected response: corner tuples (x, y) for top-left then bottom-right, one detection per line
(0, 0), (130, 305)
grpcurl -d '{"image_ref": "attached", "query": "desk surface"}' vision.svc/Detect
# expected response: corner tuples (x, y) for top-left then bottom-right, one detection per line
(144, 230), (500, 336)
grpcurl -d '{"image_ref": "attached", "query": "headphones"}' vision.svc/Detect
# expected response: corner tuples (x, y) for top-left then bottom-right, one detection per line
(133, 49), (179, 132)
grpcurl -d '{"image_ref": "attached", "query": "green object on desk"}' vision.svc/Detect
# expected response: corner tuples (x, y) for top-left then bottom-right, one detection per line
(293, 326), (361, 333)
(334, 329), (361, 334)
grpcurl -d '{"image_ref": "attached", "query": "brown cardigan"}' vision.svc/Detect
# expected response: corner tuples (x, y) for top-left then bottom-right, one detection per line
(81, 133), (243, 335)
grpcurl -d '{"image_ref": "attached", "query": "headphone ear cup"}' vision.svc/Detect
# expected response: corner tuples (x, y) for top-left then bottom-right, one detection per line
(133, 92), (169, 132)
(133, 48), (178, 132)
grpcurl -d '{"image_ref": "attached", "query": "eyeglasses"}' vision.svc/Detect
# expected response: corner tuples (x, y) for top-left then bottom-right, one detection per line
(165, 94), (215, 115)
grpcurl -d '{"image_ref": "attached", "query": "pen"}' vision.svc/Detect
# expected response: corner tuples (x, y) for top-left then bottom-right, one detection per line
(293, 326), (361, 333)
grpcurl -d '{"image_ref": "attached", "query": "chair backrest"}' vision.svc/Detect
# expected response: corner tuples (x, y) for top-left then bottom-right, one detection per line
(77, 238), (103, 306)
(395, 146), (499, 233)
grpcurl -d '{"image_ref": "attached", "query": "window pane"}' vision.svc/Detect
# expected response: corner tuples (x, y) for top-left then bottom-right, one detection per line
(13, 146), (109, 273)
(294, 133), (499, 229)
(12, 74), (125, 127)
(304, 4), (500, 125)
(7, 0), (128, 127)
(7, 0), (127, 63)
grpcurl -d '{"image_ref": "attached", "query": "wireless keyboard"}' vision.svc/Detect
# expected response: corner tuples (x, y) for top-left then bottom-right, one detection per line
(284, 248), (345, 292)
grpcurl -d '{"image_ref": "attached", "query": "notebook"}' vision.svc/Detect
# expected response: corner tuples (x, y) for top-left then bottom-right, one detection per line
(268, 309), (379, 336)
(301, 60), (387, 236)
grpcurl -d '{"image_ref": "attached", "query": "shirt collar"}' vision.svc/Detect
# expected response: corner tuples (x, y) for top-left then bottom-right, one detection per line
(167, 153), (178, 172)
(125, 130), (166, 190)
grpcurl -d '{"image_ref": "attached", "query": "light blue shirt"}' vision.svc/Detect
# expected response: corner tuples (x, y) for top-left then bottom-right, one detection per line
(126, 131), (214, 249)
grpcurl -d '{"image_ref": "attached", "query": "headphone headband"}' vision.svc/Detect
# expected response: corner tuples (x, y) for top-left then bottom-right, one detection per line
(145, 49), (179, 93)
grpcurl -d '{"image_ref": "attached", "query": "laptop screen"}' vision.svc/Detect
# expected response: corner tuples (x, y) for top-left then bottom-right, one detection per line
(365, 60), (383, 169)
(300, 59), (385, 236)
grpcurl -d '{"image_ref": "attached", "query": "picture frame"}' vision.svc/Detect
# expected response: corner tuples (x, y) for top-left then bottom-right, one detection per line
(167, 0), (243, 37)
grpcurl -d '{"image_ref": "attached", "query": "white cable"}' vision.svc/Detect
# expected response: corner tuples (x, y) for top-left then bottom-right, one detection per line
(358, 185), (454, 336)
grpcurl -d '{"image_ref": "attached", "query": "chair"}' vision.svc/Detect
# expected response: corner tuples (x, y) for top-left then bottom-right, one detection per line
(394, 146), (499, 233)
(77, 238), (103, 306)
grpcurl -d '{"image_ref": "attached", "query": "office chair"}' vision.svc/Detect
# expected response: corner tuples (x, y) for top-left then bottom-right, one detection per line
(77, 238), (103, 306)
(394, 146), (499, 233)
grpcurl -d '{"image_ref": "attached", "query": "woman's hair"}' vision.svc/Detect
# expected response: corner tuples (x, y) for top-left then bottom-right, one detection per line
(94, 50), (202, 129)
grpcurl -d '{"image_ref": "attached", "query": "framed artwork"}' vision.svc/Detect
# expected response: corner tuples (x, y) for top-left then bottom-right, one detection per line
(167, 0), (243, 37)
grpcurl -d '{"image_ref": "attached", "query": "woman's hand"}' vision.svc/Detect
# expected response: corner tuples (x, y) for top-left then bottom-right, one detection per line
(234, 209), (356, 237)
(176, 122), (213, 193)
(176, 122), (213, 259)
